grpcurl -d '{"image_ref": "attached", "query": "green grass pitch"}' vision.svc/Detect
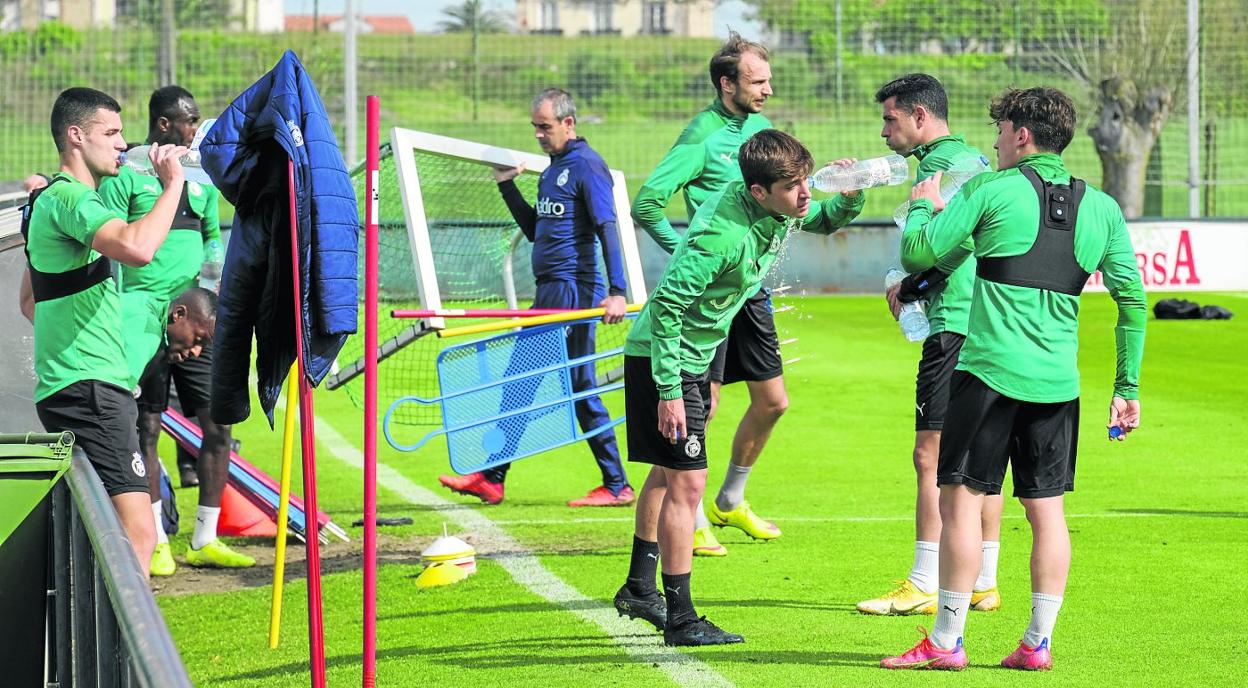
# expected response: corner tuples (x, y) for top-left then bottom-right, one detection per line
(156, 292), (1246, 686)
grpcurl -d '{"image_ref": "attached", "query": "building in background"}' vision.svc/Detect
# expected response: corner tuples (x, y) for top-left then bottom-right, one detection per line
(1, 0), (284, 32)
(285, 13), (415, 34)
(515, 0), (713, 38)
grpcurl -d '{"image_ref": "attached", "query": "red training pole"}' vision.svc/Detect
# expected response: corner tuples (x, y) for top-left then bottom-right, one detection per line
(288, 159), (327, 688)
(391, 308), (576, 319)
(363, 94), (380, 688)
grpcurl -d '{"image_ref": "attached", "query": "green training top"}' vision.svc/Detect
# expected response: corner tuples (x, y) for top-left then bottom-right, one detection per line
(626, 181), (864, 399)
(99, 166), (221, 301)
(631, 99), (773, 253)
(99, 167), (222, 384)
(900, 134), (991, 336)
(904, 152), (1146, 403)
(25, 173), (131, 402)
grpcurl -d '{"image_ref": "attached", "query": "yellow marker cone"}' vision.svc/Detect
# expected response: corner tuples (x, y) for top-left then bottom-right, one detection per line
(415, 561), (468, 589)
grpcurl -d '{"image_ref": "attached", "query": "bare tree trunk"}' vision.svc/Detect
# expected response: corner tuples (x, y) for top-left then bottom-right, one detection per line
(1087, 76), (1172, 219)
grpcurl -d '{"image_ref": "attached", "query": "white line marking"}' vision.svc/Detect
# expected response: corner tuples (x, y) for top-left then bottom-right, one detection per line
(308, 411), (734, 688)
(491, 512), (1194, 526)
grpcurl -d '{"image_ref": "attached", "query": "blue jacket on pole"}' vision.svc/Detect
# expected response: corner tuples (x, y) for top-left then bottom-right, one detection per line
(201, 50), (359, 425)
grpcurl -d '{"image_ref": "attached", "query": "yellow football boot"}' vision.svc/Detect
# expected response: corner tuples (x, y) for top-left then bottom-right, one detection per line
(692, 526), (727, 557)
(150, 542), (176, 577)
(971, 587), (1001, 611)
(857, 579), (938, 616)
(706, 500), (781, 540)
(186, 539), (256, 568)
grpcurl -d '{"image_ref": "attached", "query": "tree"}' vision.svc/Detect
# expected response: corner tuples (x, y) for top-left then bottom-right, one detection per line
(438, 0), (510, 34)
(1039, 0), (1185, 218)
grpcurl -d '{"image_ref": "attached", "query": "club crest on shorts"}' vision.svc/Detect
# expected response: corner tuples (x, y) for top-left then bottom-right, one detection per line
(131, 452), (146, 478)
(683, 434), (702, 458)
(557, 168), (569, 187)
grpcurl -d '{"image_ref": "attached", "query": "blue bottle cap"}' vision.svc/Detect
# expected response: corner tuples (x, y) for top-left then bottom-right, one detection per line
(1108, 426), (1123, 439)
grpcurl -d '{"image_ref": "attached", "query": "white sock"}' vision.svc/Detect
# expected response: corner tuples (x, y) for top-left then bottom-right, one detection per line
(931, 589), (971, 650)
(975, 541), (1000, 590)
(694, 501), (712, 530)
(1023, 592), (1063, 648)
(714, 464), (752, 511)
(908, 541), (940, 594)
(191, 505), (221, 550)
(151, 500), (168, 544)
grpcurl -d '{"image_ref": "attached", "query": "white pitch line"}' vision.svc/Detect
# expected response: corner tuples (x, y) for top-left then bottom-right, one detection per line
(491, 511), (1184, 527)
(308, 412), (735, 688)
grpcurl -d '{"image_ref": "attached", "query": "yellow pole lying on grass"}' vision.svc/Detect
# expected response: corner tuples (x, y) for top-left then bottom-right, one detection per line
(437, 303), (643, 339)
(268, 363), (299, 649)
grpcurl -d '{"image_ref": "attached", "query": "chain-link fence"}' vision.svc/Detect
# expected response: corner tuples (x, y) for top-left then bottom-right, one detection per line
(1, 0), (1244, 218)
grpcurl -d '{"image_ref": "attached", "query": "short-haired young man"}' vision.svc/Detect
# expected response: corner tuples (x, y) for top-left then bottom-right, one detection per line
(23, 87), (187, 576)
(881, 87), (1146, 671)
(859, 73), (1004, 616)
(630, 30), (790, 557)
(99, 85), (254, 576)
(614, 129), (863, 646)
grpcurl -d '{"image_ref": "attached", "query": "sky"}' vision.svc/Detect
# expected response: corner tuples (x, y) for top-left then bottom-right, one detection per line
(283, 0), (762, 37)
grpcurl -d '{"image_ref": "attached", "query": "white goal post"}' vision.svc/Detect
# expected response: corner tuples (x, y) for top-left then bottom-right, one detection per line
(389, 128), (648, 330)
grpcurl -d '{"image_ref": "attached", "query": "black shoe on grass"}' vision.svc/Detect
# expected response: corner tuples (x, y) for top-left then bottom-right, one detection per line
(178, 462), (199, 488)
(614, 585), (667, 631)
(663, 616), (744, 647)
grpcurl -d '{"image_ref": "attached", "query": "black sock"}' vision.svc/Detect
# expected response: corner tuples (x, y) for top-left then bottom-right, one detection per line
(480, 466), (506, 484)
(662, 571), (696, 627)
(626, 536), (660, 594)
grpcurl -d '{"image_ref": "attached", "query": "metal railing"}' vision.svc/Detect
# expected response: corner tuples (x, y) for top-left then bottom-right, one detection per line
(47, 446), (193, 688)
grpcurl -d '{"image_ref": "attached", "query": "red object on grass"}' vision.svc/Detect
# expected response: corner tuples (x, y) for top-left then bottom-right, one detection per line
(217, 483), (279, 537)
(160, 408), (335, 534)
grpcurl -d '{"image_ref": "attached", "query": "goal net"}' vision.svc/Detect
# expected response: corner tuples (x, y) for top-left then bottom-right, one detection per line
(333, 131), (647, 427)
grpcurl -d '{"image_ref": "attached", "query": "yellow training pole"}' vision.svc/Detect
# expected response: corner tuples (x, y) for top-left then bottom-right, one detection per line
(438, 303), (642, 339)
(268, 362), (299, 648)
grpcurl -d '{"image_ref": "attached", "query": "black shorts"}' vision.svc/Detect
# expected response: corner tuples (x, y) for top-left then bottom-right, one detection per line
(915, 332), (966, 431)
(137, 339), (214, 415)
(708, 289), (783, 385)
(624, 356), (709, 471)
(36, 380), (148, 497)
(937, 371), (1079, 498)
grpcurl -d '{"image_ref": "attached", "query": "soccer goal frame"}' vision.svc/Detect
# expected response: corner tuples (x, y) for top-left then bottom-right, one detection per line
(389, 128), (648, 330)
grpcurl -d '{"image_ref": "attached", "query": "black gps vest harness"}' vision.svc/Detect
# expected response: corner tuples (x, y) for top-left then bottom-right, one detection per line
(170, 182), (203, 232)
(976, 165), (1090, 296)
(20, 176), (114, 303)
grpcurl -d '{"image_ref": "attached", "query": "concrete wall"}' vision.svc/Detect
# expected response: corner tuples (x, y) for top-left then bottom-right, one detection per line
(0, 230), (41, 431)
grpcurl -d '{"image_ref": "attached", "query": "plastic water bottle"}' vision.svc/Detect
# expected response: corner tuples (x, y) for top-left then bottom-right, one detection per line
(199, 239), (224, 292)
(122, 119), (217, 186)
(893, 159), (991, 229)
(809, 154), (908, 194)
(190, 118), (216, 150)
(121, 146), (214, 185)
(885, 268), (930, 342)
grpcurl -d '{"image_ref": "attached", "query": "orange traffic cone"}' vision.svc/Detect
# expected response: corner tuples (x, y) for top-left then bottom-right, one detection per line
(217, 483), (278, 537)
